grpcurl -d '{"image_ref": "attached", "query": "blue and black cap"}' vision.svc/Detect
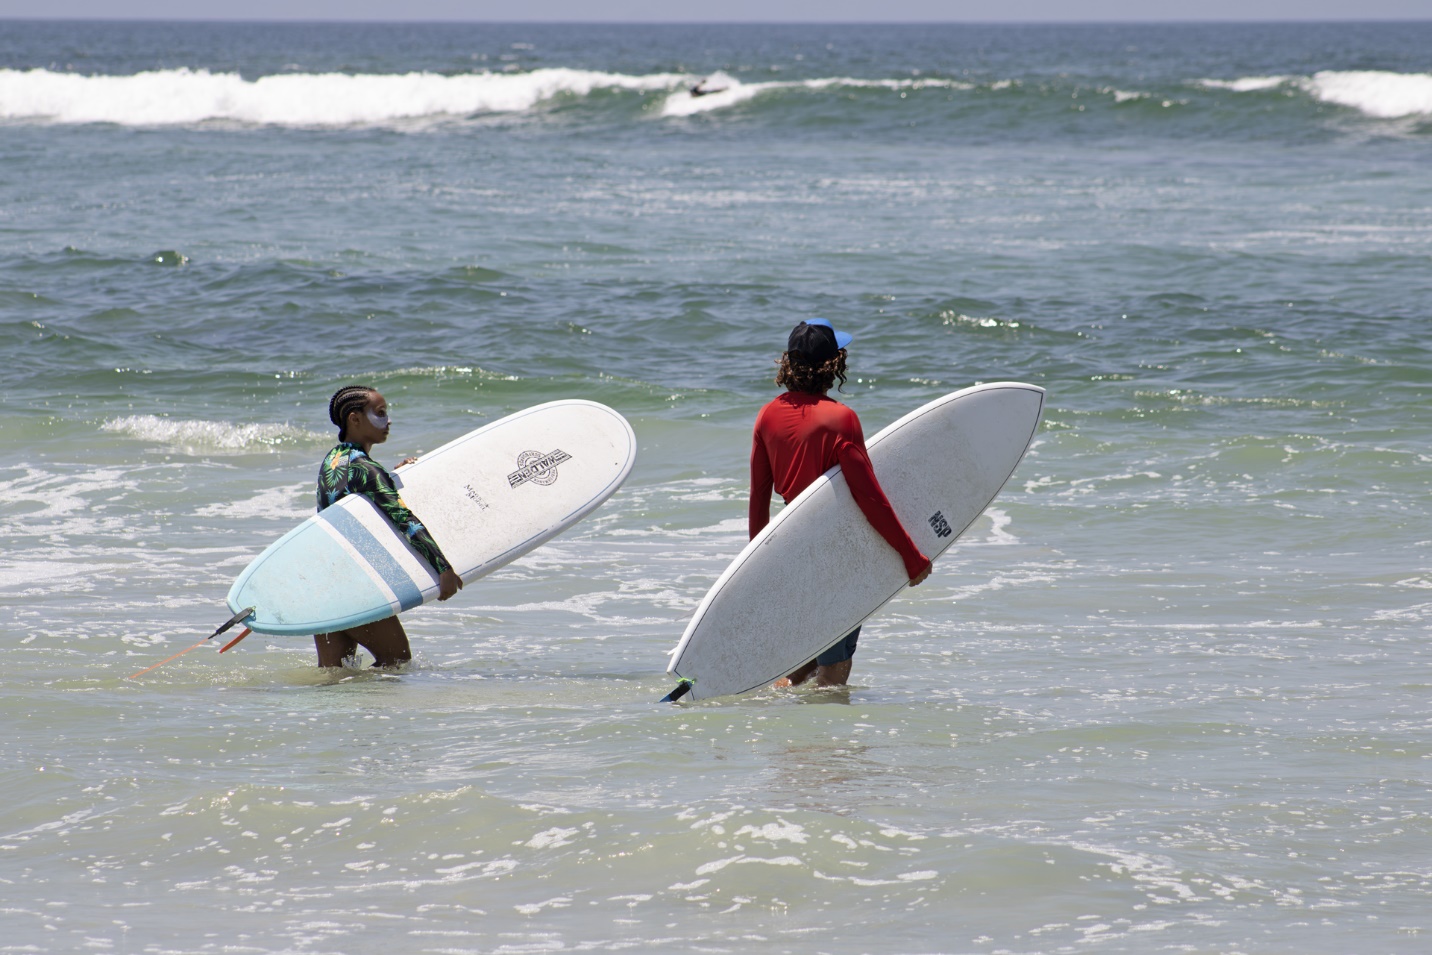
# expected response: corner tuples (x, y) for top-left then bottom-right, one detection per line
(787, 318), (853, 365)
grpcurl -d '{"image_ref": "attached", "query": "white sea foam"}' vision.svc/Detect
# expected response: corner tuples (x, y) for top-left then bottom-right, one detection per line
(982, 506), (1019, 545)
(1303, 70), (1432, 118)
(0, 67), (985, 125)
(734, 820), (809, 844)
(660, 74), (772, 117)
(1200, 70), (1432, 117)
(524, 826), (581, 849)
(0, 560), (95, 590)
(694, 854), (804, 875)
(1198, 75), (1292, 93)
(1068, 842), (1204, 903)
(193, 483), (312, 521)
(102, 414), (324, 451)
(0, 67), (682, 126)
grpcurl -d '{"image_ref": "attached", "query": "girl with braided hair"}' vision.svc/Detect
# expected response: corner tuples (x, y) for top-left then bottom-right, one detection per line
(749, 319), (932, 689)
(314, 385), (463, 668)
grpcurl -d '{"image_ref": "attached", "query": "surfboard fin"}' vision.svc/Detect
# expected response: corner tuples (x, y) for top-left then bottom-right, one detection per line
(660, 678), (694, 703)
(211, 606), (256, 639)
(219, 627), (252, 653)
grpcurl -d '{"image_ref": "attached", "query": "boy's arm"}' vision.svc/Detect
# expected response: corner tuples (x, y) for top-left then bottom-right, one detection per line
(834, 438), (931, 581)
(749, 431), (774, 540)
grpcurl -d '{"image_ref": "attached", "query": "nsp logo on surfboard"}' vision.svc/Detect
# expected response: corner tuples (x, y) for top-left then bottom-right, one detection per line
(508, 449), (572, 488)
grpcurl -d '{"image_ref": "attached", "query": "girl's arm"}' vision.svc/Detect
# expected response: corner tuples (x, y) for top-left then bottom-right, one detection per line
(350, 457), (454, 576)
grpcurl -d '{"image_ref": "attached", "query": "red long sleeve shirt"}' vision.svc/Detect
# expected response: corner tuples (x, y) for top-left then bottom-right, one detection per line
(749, 391), (931, 581)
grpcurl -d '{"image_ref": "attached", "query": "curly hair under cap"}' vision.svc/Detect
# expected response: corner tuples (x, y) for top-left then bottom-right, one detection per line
(775, 349), (848, 395)
(328, 385), (376, 441)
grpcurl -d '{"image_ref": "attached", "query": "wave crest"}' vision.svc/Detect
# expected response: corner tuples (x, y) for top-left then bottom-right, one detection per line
(1201, 70), (1432, 118)
(1305, 70), (1432, 119)
(102, 415), (325, 451)
(660, 74), (972, 117)
(12, 65), (1427, 126)
(0, 67), (682, 126)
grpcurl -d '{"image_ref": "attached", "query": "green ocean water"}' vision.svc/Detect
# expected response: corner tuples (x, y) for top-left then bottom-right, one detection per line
(2, 20), (1432, 954)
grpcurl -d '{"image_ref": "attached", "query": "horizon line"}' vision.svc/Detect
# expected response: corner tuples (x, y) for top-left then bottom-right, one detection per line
(2, 15), (1430, 25)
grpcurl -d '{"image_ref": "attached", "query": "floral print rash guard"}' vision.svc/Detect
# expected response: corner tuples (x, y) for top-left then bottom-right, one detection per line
(317, 442), (453, 575)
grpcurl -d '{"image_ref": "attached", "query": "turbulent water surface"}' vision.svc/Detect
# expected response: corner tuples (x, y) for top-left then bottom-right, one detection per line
(2, 20), (1431, 955)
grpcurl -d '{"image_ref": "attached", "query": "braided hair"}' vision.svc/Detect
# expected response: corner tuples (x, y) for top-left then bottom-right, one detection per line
(328, 385), (376, 441)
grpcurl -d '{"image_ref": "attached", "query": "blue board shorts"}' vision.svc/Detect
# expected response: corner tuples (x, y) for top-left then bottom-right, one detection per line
(816, 626), (861, 666)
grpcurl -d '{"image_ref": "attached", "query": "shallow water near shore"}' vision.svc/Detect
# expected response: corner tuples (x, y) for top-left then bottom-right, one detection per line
(3, 19), (1432, 955)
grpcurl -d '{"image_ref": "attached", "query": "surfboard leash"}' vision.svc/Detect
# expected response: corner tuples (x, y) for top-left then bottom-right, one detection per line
(659, 678), (694, 703)
(126, 606), (255, 680)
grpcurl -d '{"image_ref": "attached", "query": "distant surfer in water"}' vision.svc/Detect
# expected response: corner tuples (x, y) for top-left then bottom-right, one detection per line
(689, 75), (729, 97)
(314, 385), (463, 668)
(749, 320), (932, 688)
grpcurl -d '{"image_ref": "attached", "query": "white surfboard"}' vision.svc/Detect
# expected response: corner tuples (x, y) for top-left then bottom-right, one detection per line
(227, 399), (636, 636)
(665, 382), (1044, 701)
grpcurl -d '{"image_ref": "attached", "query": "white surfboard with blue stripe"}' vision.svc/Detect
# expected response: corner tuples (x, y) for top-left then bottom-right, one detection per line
(227, 399), (637, 636)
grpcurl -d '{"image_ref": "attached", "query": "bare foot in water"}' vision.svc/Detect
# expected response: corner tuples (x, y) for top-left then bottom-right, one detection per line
(773, 660), (818, 689)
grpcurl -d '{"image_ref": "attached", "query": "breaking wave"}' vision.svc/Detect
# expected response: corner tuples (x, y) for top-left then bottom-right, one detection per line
(1200, 70), (1432, 118)
(661, 72), (972, 117)
(5, 65), (1430, 128)
(102, 415), (325, 451)
(0, 67), (682, 126)
(0, 66), (981, 127)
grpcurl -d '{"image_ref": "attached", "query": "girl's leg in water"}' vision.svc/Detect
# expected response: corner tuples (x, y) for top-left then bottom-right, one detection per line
(314, 617), (411, 668)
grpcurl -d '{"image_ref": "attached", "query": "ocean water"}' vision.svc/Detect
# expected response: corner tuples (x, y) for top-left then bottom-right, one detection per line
(2, 19), (1432, 954)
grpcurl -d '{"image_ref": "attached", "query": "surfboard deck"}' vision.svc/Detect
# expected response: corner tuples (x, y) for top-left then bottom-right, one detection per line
(227, 399), (636, 636)
(665, 382), (1044, 701)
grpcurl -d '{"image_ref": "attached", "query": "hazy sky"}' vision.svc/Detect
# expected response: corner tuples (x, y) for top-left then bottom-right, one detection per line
(1, 0), (1428, 21)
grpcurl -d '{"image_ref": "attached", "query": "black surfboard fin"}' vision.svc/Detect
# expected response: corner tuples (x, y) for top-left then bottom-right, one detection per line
(211, 606), (256, 640)
(660, 678), (694, 703)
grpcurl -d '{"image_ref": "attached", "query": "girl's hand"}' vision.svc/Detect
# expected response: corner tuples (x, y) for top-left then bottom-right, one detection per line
(394, 456), (418, 469)
(437, 569), (463, 601)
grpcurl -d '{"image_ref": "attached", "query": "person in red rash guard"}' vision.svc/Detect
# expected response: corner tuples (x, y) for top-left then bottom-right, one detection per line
(749, 318), (932, 689)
